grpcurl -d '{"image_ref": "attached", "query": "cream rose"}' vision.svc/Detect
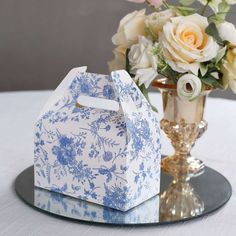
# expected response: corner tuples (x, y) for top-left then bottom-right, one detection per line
(108, 46), (126, 72)
(177, 74), (202, 101)
(145, 9), (175, 37)
(112, 9), (146, 48)
(217, 22), (236, 45)
(128, 36), (158, 88)
(221, 47), (236, 93)
(160, 14), (219, 75)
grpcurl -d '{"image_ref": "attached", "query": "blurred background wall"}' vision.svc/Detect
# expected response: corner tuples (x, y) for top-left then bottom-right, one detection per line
(0, 0), (235, 99)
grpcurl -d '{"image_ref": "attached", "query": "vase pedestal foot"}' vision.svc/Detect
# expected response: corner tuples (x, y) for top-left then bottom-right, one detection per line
(160, 177), (205, 221)
(161, 155), (205, 179)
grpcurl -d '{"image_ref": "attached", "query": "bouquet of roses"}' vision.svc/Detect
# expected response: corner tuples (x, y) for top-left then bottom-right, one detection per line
(108, 0), (236, 102)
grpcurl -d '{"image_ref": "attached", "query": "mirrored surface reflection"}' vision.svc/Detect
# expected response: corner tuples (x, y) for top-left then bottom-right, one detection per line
(15, 166), (232, 225)
(160, 176), (204, 221)
(34, 175), (204, 224)
(34, 187), (160, 224)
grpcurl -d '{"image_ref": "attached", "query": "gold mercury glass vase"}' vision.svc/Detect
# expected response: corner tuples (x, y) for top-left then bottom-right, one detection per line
(152, 78), (212, 179)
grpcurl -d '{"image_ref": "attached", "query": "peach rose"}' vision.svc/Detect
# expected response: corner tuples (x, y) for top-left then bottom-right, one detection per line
(160, 14), (219, 75)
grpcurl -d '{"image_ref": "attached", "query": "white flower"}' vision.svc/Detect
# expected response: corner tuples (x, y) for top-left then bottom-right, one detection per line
(135, 67), (158, 88)
(108, 47), (126, 72)
(217, 22), (236, 45)
(128, 36), (158, 88)
(225, 0), (236, 4)
(160, 14), (219, 75)
(198, 0), (221, 13)
(112, 9), (146, 48)
(145, 9), (175, 37)
(129, 36), (153, 72)
(221, 47), (236, 93)
(177, 74), (202, 101)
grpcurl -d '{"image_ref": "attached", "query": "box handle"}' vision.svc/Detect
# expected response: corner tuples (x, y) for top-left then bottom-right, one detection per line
(76, 95), (120, 111)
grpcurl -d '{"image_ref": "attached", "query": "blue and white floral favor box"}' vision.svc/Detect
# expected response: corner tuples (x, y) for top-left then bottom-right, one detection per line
(34, 67), (161, 212)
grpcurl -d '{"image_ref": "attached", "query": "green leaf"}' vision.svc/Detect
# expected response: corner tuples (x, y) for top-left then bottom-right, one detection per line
(201, 76), (224, 89)
(208, 1), (231, 23)
(140, 84), (148, 99)
(179, 0), (194, 6)
(205, 22), (223, 45)
(139, 84), (158, 112)
(218, 1), (230, 20)
(200, 63), (208, 77)
(215, 46), (227, 64)
(207, 62), (220, 72)
(176, 6), (196, 16)
(152, 44), (162, 56)
(157, 61), (179, 83)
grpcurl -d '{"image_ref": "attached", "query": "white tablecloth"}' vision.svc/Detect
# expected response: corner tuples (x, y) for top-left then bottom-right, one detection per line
(0, 91), (235, 236)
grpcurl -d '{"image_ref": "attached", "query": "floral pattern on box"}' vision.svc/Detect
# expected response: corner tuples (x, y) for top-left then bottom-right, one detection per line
(34, 67), (161, 211)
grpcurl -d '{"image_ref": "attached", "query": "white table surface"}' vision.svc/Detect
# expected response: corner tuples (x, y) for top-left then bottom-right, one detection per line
(0, 91), (235, 236)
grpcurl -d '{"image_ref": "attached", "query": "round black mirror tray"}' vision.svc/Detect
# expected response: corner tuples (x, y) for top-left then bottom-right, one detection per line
(15, 165), (232, 226)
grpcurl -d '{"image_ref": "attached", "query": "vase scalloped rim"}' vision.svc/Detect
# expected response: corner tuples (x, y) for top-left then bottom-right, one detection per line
(152, 78), (212, 92)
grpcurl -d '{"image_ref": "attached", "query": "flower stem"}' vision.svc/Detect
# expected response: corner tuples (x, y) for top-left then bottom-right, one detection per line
(139, 84), (158, 112)
(162, 0), (170, 9)
(201, 1), (209, 16)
